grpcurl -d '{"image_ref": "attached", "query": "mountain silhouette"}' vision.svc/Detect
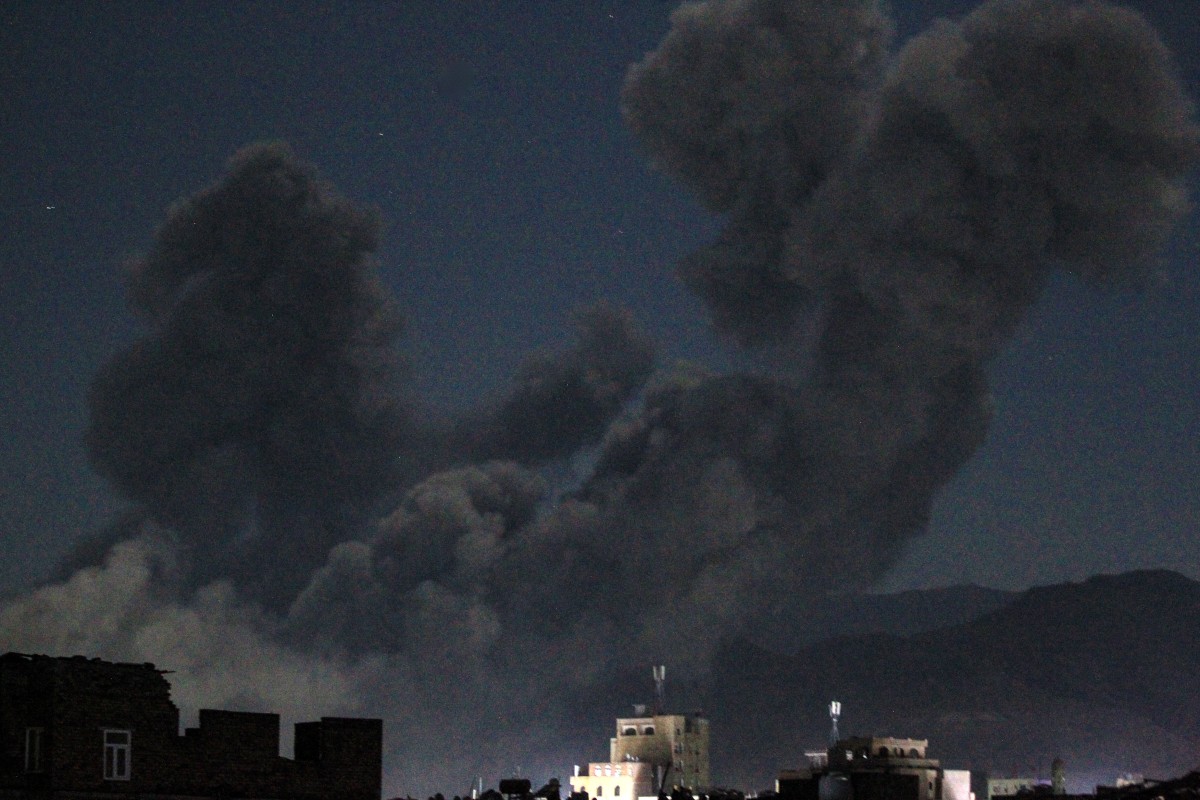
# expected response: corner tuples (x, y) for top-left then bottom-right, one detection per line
(705, 570), (1200, 793)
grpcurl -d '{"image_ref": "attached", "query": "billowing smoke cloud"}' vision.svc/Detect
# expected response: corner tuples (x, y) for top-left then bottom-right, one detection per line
(614, 0), (1198, 648)
(622, 0), (894, 343)
(84, 142), (416, 604)
(448, 304), (655, 465)
(3, 0), (1197, 795)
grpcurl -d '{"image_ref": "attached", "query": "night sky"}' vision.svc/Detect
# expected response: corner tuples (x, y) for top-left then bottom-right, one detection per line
(1, 0), (1199, 792)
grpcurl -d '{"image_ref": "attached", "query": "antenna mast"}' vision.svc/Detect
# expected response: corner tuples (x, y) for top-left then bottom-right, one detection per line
(828, 700), (841, 747)
(652, 665), (666, 715)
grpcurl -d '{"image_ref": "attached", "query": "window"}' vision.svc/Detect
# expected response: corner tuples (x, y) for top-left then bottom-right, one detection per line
(674, 743), (683, 754)
(642, 726), (655, 735)
(25, 728), (44, 773)
(614, 787), (621, 796)
(103, 730), (130, 781)
(623, 727), (637, 736)
(596, 787), (603, 797)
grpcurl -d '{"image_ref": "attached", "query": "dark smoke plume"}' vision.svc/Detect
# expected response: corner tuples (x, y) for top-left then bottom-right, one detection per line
(5, 1), (1196, 796)
(449, 304), (655, 466)
(613, 0), (1199, 642)
(85, 142), (415, 601)
(622, 0), (894, 344)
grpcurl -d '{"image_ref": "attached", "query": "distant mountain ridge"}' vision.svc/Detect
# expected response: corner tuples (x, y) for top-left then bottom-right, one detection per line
(706, 570), (1200, 793)
(744, 583), (1018, 654)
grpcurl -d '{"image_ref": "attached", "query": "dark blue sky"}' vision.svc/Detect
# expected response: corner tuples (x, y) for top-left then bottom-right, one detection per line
(1, 0), (1197, 594)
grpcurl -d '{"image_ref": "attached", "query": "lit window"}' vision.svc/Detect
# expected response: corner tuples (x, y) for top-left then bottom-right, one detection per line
(25, 728), (44, 773)
(103, 730), (131, 781)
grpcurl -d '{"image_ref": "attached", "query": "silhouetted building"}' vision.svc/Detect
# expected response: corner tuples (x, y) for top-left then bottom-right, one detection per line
(0, 652), (381, 800)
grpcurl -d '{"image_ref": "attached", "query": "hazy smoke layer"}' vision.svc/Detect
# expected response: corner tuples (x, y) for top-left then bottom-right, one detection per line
(0, 530), (374, 721)
(3, 1), (1197, 795)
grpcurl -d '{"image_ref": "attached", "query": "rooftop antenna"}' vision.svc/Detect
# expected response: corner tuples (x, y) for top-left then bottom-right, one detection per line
(653, 665), (666, 715)
(828, 700), (841, 747)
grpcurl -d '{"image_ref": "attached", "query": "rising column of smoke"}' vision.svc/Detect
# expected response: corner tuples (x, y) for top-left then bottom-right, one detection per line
(787, 0), (1200, 563)
(446, 304), (656, 466)
(84, 142), (416, 604)
(589, 0), (1200, 662)
(622, 0), (894, 344)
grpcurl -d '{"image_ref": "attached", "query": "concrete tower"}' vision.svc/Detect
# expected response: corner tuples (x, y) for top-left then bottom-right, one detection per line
(828, 701), (841, 748)
(1051, 758), (1065, 795)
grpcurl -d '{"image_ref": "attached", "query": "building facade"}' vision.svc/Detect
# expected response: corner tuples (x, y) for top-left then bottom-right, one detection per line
(571, 713), (710, 799)
(0, 652), (381, 800)
(987, 779), (1039, 800)
(778, 737), (971, 800)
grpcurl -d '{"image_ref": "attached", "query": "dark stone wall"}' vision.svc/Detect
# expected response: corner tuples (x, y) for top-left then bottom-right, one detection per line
(850, 772), (922, 800)
(0, 653), (381, 800)
(46, 655), (179, 794)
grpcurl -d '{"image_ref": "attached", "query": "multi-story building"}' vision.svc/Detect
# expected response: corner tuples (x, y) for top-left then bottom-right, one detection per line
(778, 737), (971, 800)
(0, 652), (381, 800)
(570, 712), (710, 799)
(570, 676), (710, 800)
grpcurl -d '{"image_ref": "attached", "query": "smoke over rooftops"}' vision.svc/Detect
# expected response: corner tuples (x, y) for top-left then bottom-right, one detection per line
(2, 0), (1196, 795)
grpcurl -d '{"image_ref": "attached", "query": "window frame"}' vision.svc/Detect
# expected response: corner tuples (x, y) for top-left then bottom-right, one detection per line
(24, 727), (44, 773)
(102, 729), (131, 781)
